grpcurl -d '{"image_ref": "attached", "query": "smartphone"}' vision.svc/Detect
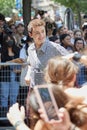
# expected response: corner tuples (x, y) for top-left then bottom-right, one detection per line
(34, 71), (45, 85)
(34, 85), (59, 121)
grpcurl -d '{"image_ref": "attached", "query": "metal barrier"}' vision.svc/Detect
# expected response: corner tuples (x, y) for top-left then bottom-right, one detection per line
(0, 62), (29, 120)
(0, 62), (87, 126)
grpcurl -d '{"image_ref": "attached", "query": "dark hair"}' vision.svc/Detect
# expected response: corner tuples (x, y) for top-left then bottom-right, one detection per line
(0, 13), (5, 21)
(74, 38), (85, 51)
(84, 32), (87, 40)
(60, 33), (70, 43)
(83, 14), (87, 19)
(2, 34), (19, 55)
(38, 10), (47, 17)
(82, 25), (87, 31)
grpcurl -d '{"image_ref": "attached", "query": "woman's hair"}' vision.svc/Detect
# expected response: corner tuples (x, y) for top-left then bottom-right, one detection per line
(29, 84), (87, 128)
(44, 56), (78, 87)
(2, 34), (19, 55)
(53, 85), (87, 127)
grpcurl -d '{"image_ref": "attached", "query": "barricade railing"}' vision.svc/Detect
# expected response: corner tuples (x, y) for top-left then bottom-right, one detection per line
(0, 62), (87, 123)
(0, 62), (29, 120)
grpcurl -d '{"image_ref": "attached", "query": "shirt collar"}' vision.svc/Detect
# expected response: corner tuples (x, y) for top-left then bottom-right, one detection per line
(30, 39), (48, 53)
(38, 39), (48, 53)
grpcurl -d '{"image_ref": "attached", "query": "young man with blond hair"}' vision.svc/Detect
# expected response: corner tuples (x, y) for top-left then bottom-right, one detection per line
(25, 19), (69, 87)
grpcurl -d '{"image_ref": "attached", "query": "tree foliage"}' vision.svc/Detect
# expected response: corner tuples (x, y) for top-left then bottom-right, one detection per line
(53, 0), (87, 14)
(53, 0), (87, 27)
(0, 0), (15, 17)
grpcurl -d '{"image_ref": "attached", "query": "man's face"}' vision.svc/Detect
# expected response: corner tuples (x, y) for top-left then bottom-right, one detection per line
(30, 26), (46, 48)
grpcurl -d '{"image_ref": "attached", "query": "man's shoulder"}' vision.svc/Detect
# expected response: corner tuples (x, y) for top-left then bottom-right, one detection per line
(28, 43), (35, 50)
(47, 41), (69, 55)
(47, 41), (64, 49)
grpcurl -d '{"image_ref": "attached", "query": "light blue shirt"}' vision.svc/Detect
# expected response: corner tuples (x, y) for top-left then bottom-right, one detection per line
(27, 39), (69, 87)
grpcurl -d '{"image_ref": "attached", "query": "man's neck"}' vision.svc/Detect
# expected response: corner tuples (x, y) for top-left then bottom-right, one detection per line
(35, 43), (43, 49)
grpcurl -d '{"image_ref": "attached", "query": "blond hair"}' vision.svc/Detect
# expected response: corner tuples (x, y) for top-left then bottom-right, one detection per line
(45, 56), (78, 86)
(28, 19), (45, 33)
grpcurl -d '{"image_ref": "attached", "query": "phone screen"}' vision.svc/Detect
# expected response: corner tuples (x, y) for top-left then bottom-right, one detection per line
(38, 87), (59, 120)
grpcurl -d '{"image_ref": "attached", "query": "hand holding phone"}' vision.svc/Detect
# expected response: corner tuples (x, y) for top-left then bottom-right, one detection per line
(34, 85), (59, 121)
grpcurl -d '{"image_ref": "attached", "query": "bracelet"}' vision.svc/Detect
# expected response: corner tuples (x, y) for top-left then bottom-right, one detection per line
(14, 120), (23, 129)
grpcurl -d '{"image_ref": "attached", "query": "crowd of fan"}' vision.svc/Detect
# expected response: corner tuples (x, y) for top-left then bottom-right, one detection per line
(0, 11), (87, 130)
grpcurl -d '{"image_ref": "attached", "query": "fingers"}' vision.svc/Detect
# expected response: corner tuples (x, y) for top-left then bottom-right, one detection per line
(7, 103), (25, 126)
(62, 52), (78, 60)
(58, 107), (71, 127)
(7, 112), (11, 121)
(38, 108), (63, 123)
(20, 106), (25, 117)
(20, 106), (25, 113)
(25, 80), (30, 85)
(38, 107), (70, 123)
(38, 108), (43, 114)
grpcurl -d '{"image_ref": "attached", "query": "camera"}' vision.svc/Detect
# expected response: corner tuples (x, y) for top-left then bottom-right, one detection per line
(38, 10), (47, 16)
(3, 23), (13, 35)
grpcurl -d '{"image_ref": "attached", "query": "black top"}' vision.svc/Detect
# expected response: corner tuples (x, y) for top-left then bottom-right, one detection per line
(0, 48), (20, 82)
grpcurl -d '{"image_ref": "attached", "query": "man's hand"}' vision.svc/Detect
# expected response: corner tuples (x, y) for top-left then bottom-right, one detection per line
(62, 52), (78, 61)
(24, 65), (31, 85)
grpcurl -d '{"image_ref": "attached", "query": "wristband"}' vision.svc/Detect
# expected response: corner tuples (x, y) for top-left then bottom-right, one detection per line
(14, 120), (23, 129)
(73, 53), (82, 62)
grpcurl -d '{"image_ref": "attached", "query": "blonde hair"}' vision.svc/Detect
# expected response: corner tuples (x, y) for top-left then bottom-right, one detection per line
(28, 19), (45, 33)
(45, 56), (78, 86)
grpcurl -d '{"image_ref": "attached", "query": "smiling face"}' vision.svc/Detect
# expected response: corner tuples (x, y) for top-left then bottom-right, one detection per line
(75, 40), (84, 52)
(74, 31), (82, 38)
(62, 35), (71, 46)
(30, 25), (46, 48)
(28, 19), (46, 49)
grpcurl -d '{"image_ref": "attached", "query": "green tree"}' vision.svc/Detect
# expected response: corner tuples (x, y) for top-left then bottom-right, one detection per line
(0, 0), (15, 17)
(54, 0), (87, 13)
(53, 0), (87, 27)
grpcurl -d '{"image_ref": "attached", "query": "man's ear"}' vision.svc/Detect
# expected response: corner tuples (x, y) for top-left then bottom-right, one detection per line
(29, 32), (33, 38)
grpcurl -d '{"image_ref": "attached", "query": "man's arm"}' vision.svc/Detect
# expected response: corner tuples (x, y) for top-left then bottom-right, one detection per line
(25, 65), (31, 85)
